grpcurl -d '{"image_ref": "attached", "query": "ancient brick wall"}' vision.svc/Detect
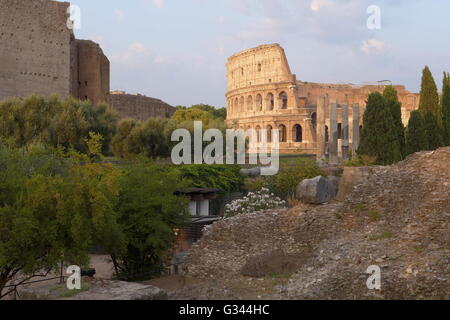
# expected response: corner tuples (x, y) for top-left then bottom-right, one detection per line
(110, 92), (175, 121)
(0, 0), (73, 100)
(74, 40), (110, 104)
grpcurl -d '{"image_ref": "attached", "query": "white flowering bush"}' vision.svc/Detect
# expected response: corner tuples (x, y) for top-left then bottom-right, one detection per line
(224, 188), (286, 218)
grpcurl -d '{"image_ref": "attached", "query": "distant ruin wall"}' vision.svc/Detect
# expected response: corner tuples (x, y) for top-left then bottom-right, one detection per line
(0, 0), (73, 100)
(110, 93), (175, 121)
(74, 40), (110, 104)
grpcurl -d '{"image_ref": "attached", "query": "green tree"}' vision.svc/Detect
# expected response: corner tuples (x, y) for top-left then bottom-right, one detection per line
(383, 86), (406, 158)
(423, 111), (444, 150)
(441, 72), (450, 146)
(419, 66), (443, 127)
(357, 92), (402, 165)
(0, 95), (117, 155)
(0, 145), (120, 298)
(405, 110), (428, 155)
(109, 163), (189, 280)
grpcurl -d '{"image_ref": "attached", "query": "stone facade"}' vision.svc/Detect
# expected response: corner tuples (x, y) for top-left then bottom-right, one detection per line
(110, 91), (175, 121)
(226, 44), (420, 154)
(72, 40), (110, 104)
(0, 0), (73, 100)
(0, 0), (109, 104)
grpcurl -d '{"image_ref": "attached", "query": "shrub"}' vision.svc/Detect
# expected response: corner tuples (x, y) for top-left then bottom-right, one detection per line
(224, 188), (286, 218)
(343, 155), (377, 167)
(274, 159), (325, 197)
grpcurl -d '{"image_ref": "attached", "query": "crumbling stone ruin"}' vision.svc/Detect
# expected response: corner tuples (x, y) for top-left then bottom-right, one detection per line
(0, 0), (173, 121)
(110, 91), (175, 122)
(226, 44), (420, 155)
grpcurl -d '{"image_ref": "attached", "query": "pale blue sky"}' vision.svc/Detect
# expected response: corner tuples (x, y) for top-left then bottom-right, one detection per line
(67, 0), (450, 108)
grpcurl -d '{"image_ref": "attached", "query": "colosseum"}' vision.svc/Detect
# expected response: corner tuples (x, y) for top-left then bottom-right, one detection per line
(226, 44), (420, 155)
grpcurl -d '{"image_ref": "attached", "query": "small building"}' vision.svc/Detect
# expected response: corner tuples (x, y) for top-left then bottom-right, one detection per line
(171, 188), (221, 273)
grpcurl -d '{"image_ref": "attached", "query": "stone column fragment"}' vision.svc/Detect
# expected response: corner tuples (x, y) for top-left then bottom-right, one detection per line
(342, 104), (350, 160)
(352, 104), (360, 158)
(316, 96), (326, 160)
(329, 102), (339, 165)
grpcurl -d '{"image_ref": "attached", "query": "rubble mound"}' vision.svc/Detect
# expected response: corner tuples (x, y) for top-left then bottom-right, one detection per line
(181, 148), (450, 300)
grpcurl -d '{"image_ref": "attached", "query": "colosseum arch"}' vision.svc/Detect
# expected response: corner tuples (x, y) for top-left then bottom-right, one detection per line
(311, 112), (317, 129)
(293, 124), (303, 142)
(256, 94), (263, 111)
(279, 124), (287, 142)
(239, 96), (245, 112)
(279, 91), (288, 109)
(266, 93), (275, 111)
(267, 125), (273, 143)
(255, 125), (262, 142)
(247, 95), (253, 111)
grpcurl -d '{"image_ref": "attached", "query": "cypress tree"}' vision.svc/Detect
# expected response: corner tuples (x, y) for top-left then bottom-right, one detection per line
(419, 66), (443, 127)
(357, 92), (402, 165)
(405, 110), (427, 155)
(423, 111), (444, 150)
(383, 85), (406, 158)
(441, 72), (450, 146)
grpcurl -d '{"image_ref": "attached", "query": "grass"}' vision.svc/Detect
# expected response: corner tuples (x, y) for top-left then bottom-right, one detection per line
(367, 209), (380, 221)
(59, 283), (91, 298)
(266, 272), (293, 285)
(369, 231), (393, 241)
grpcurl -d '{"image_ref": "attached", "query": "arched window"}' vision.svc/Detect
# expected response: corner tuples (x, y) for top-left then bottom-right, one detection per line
(267, 125), (273, 143)
(255, 126), (262, 143)
(239, 97), (245, 112)
(247, 95), (253, 111)
(267, 93), (275, 111)
(325, 125), (329, 143)
(279, 124), (287, 142)
(279, 92), (288, 109)
(234, 98), (239, 114)
(256, 94), (263, 111)
(311, 112), (317, 129)
(337, 123), (342, 139)
(293, 124), (303, 142)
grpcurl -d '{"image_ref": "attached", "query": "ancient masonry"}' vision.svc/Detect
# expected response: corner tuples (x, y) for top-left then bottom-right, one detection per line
(0, 0), (173, 121)
(110, 91), (175, 121)
(226, 44), (420, 155)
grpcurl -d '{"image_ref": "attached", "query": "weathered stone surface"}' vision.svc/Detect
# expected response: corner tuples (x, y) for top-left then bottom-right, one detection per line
(20, 279), (168, 300)
(336, 166), (373, 201)
(240, 167), (261, 177)
(109, 91), (175, 121)
(296, 176), (338, 204)
(174, 147), (450, 300)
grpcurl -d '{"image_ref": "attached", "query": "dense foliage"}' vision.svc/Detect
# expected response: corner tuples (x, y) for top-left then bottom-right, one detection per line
(176, 164), (244, 193)
(0, 95), (117, 155)
(0, 143), (120, 298)
(112, 104), (227, 160)
(357, 92), (402, 165)
(441, 72), (450, 146)
(0, 143), (191, 296)
(244, 158), (325, 199)
(108, 163), (190, 280)
(419, 66), (442, 127)
(405, 111), (428, 155)
(383, 86), (406, 158)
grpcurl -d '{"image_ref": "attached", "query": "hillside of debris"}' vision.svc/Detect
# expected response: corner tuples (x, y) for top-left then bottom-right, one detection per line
(173, 148), (450, 300)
